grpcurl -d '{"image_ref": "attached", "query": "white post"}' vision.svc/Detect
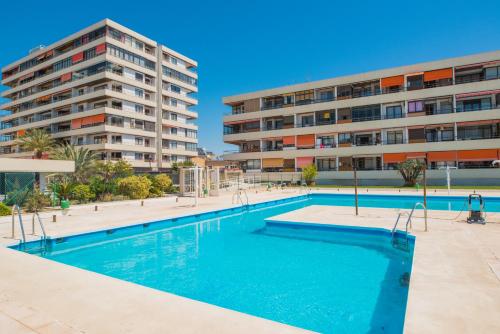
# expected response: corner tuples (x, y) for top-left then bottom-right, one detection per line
(194, 167), (199, 206)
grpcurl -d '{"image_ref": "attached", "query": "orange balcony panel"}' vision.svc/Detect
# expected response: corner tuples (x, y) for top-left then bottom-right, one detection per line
(383, 153), (406, 163)
(381, 75), (404, 88)
(424, 68), (452, 82)
(296, 157), (314, 168)
(457, 149), (498, 161)
(427, 151), (457, 162)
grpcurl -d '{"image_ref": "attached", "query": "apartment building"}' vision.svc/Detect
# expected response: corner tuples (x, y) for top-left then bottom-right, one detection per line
(222, 51), (500, 176)
(0, 19), (198, 171)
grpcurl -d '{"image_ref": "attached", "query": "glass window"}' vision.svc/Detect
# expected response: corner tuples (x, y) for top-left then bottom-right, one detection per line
(485, 66), (499, 80)
(386, 106), (402, 119)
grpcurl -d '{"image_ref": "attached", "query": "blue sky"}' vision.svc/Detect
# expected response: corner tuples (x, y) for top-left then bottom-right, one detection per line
(1, 0), (499, 153)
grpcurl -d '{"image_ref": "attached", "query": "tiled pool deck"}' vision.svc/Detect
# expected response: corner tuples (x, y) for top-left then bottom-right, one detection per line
(1, 188), (499, 333)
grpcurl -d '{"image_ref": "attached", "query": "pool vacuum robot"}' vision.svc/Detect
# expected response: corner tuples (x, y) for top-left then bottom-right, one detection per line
(467, 194), (486, 224)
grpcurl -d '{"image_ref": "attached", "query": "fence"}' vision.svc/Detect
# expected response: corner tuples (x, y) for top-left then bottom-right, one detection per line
(0, 172), (36, 205)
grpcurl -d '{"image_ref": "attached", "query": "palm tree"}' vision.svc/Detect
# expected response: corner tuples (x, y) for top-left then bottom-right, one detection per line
(51, 143), (97, 183)
(17, 129), (54, 159)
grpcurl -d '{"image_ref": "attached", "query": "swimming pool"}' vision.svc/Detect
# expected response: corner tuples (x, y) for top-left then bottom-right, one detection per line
(13, 193), (499, 332)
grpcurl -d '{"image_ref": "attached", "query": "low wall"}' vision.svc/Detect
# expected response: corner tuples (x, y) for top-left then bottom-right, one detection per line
(245, 169), (500, 186)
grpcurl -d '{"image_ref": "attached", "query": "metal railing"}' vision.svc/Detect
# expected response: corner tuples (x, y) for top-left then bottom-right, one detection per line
(391, 202), (427, 249)
(11, 204), (26, 244)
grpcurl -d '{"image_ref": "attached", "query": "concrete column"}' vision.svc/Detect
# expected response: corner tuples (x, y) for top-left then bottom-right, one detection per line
(154, 43), (164, 172)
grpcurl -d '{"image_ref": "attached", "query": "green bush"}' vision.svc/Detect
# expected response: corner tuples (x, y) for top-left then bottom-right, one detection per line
(398, 159), (425, 187)
(117, 176), (152, 199)
(24, 188), (51, 212)
(149, 174), (173, 196)
(0, 202), (12, 216)
(302, 164), (318, 185)
(71, 184), (95, 203)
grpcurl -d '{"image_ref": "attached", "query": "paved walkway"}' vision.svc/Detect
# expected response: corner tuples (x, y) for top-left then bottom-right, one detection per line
(1, 188), (499, 333)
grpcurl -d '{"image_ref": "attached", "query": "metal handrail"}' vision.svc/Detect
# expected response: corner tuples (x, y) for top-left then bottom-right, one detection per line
(31, 211), (47, 241)
(11, 205), (26, 243)
(391, 202), (427, 247)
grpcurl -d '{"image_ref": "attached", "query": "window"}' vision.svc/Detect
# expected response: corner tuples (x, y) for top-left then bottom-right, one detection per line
(171, 128), (178, 135)
(135, 153), (143, 160)
(111, 152), (122, 159)
(170, 84), (181, 93)
(111, 135), (122, 144)
(170, 99), (178, 107)
(485, 66), (500, 80)
(408, 101), (423, 113)
(246, 159), (261, 170)
(186, 143), (197, 151)
(170, 113), (177, 121)
(135, 88), (144, 98)
(135, 137), (144, 145)
(386, 106), (402, 119)
(352, 104), (381, 122)
(162, 66), (197, 86)
(386, 131), (403, 144)
(135, 104), (144, 113)
(407, 75), (424, 90)
(135, 72), (144, 82)
(317, 158), (336, 171)
(170, 141), (177, 149)
(338, 133), (351, 144)
(107, 44), (155, 70)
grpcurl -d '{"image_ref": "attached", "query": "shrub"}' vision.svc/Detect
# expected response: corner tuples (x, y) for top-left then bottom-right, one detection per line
(302, 164), (318, 185)
(71, 184), (95, 203)
(398, 159), (425, 187)
(24, 188), (51, 212)
(117, 176), (152, 199)
(149, 174), (173, 196)
(0, 202), (12, 216)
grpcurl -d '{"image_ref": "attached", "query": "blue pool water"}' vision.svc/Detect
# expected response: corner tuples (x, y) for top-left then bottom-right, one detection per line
(14, 194), (499, 333)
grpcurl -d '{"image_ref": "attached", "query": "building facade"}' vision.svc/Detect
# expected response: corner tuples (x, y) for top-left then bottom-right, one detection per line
(222, 51), (500, 175)
(0, 19), (198, 171)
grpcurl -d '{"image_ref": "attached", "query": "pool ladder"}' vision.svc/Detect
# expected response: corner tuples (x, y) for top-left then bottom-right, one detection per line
(391, 202), (427, 250)
(11, 205), (48, 249)
(232, 189), (249, 208)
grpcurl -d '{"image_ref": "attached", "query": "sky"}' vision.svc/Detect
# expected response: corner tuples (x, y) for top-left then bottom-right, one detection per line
(1, 0), (499, 154)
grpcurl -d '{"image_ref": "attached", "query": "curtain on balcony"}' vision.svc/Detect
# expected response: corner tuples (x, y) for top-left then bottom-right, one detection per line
(95, 43), (106, 55)
(383, 153), (406, 163)
(423, 68), (452, 82)
(262, 158), (284, 168)
(72, 114), (105, 129)
(72, 52), (84, 64)
(381, 75), (404, 88)
(406, 152), (427, 159)
(296, 134), (315, 147)
(61, 72), (72, 82)
(427, 151), (457, 162)
(296, 157), (314, 168)
(457, 149), (498, 161)
(282, 136), (295, 146)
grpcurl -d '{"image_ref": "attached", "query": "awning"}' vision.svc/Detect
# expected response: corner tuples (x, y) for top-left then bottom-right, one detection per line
(406, 152), (427, 159)
(72, 52), (84, 64)
(427, 151), (457, 162)
(72, 114), (105, 129)
(457, 149), (498, 161)
(61, 72), (72, 82)
(296, 157), (314, 168)
(262, 158), (284, 168)
(16, 129), (26, 137)
(95, 43), (106, 55)
(223, 119), (259, 125)
(381, 75), (404, 88)
(282, 136), (295, 146)
(296, 134), (315, 147)
(424, 68), (453, 82)
(18, 72), (34, 80)
(383, 153), (406, 163)
(457, 120), (497, 127)
(455, 60), (500, 70)
(456, 89), (500, 99)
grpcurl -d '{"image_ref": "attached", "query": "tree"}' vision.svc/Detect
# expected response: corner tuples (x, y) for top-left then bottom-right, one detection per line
(24, 187), (51, 212)
(51, 143), (97, 183)
(113, 159), (134, 178)
(17, 129), (54, 159)
(71, 184), (95, 203)
(302, 164), (318, 186)
(398, 159), (425, 187)
(149, 174), (173, 196)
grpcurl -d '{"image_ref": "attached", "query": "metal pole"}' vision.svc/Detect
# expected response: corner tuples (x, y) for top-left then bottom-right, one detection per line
(194, 167), (198, 207)
(446, 166), (451, 196)
(354, 167), (359, 216)
(423, 164), (428, 232)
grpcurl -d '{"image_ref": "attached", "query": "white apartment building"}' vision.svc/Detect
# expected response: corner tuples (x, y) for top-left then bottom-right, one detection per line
(0, 19), (198, 171)
(222, 51), (500, 179)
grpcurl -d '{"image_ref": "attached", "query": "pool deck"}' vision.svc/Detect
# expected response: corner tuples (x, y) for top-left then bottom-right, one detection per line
(1, 187), (500, 333)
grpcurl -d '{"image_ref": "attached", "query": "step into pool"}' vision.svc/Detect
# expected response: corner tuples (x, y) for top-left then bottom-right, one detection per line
(18, 193), (497, 333)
